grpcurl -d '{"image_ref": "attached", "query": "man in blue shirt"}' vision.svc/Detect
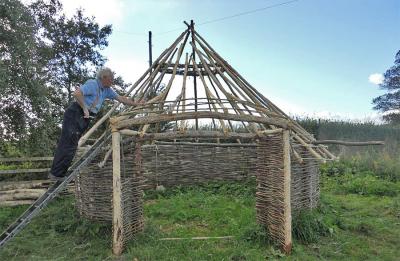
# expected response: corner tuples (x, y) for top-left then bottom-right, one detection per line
(49, 67), (141, 180)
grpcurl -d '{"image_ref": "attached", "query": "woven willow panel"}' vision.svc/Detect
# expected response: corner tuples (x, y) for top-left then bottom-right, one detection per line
(256, 135), (320, 249)
(290, 143), (320, 210)
(75, 138), (319, 251)
(256, 134), (287, 248)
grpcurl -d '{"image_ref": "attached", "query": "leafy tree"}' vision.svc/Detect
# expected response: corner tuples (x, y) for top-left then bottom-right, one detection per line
(30, 0), (112, 105)
(372, 50), (400, 123)
(0, 0), (51, 153)
(0, 0), (118, 156)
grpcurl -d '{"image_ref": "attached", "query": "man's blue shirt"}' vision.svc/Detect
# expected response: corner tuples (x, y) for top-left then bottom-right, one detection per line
(80, 79), (118, 113)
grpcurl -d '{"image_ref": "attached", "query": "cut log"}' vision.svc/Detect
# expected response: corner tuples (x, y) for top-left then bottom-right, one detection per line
(0, 200), (35, 207)
(0, 157), (53, 162)
(0, 189), (46, 201)
(0, 180), (51, 191)
(0, 168), (50, 175)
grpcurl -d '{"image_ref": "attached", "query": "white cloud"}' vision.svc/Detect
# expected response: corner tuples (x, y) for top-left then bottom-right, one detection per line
(266, 96), (383, 123)
(368, 73), (384, 85)
(105, 56), (148, 84)
(265, 96), (308, 116)
(60, 0), (126, 26)
(22, 0), (126, 26)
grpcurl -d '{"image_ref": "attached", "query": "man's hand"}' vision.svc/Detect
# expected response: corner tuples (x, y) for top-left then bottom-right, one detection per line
(83, 107), (90, 118)
(116, 96), (145, 107)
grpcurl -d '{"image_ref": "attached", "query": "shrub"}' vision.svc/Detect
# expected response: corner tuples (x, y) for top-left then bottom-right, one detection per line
(292, 209), (334, 243)
(340, 173), (399, 196)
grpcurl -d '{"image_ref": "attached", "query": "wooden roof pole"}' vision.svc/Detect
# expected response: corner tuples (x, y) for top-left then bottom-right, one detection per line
(159, 32), (191, 103)
(191, 42), (260, 133)
(118, 47), (180, 119)
(194, 33), (266, 108)
(177, 53), (191, 131)
(195, 32), (318, 143)
(204, 74), (251, 134)
(197, 45), (251, 132)
(195, 32), (330, 160)
(195, 39), (284, 134)
(195, 32), (333, 156)
(78, 29), (189, 147)
(116, 47), (180, 134)
(120, 30), (188, 119)
(135, 43), (181, 102)
(139, 47), (181, 136)
(191, 57), (229, 133)
(195, 44), (267, 132)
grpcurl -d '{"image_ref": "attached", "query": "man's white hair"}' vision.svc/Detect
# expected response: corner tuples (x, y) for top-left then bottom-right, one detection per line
(96, 67), (114, 80)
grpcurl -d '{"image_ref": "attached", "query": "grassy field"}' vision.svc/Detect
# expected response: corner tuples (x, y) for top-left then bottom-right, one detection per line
(0, 160), (399, 261)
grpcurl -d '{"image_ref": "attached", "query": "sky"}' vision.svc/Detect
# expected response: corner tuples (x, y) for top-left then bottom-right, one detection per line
(55, 0), (400, 121)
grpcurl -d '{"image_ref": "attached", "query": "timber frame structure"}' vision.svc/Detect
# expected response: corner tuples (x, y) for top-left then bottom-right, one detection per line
(1, 21), (387, 256)
(74, 21), (335, 255)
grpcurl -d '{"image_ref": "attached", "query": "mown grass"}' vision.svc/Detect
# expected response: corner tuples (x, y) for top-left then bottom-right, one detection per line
(0, 162), (399, 260)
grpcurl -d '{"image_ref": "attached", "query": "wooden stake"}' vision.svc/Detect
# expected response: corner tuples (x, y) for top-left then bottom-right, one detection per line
(282, 130), (292, 254)
(112, 130), (123, 256)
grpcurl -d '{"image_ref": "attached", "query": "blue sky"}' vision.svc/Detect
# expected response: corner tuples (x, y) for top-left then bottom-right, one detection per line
(59, 0), (400, 120)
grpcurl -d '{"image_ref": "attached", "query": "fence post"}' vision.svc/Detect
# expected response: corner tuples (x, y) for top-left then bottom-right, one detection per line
(282, 130), (292, 253)
(112, 130), (123, 255)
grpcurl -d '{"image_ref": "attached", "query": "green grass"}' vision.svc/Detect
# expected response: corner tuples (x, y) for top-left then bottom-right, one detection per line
(0, 168), (399, 260)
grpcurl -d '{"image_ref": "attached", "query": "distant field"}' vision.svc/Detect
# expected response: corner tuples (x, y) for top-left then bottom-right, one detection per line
(299, 119), (400, 182)
(0, 163), (399, 260)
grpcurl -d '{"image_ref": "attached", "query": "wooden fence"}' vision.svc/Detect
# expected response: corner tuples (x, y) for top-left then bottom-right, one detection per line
(0, 157), (53, 175)
(0, 157), (73, 206)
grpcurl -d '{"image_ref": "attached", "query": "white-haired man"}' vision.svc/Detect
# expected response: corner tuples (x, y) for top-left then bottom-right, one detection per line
(49, 67), (140, 180)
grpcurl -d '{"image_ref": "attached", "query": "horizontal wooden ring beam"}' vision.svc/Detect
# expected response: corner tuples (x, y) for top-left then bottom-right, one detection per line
(116, 111), (288, 130)
(120, 130), (259, 141)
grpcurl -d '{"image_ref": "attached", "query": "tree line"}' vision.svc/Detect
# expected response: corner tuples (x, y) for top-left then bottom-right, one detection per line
(0, 0), (127, 157)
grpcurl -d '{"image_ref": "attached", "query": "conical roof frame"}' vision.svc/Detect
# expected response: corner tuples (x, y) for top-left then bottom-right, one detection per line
(108, 22), (334, 162)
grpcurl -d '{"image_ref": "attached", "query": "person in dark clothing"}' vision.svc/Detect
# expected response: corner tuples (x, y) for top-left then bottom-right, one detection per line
(49, 67), (141, 180)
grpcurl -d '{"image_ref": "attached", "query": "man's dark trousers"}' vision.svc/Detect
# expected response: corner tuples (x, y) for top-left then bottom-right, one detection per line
(50, 102), (90, 177)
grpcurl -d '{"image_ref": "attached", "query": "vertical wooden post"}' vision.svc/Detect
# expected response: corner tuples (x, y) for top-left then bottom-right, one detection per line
(190, 20), (198, 130)
(148, 31), (153, 87)
(112, 130), (123, 255)
(282, 130), (292, 254)
(148, 31), (153, 68)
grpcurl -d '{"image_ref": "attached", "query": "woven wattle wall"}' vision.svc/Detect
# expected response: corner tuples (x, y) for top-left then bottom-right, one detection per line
(255, 134), (287, 248)
(75, 138), (319, 250)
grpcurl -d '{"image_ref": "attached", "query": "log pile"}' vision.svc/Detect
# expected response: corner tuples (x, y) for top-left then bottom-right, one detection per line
(0, 180), (74, 206)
